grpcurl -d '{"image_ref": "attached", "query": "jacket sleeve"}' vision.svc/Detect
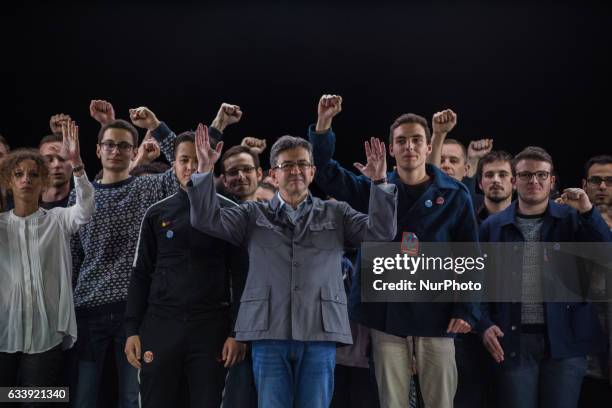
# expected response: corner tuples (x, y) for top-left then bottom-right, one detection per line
(475, 220), (494, 333)
(151, 121), (177, 164)
(125, 210), (157, 337)
(342, 182), (398, 247)
(450, 189), (482, 328)
(308, 125), (372, 213)
(227, 243), (249, 337)
(187, 172), (251, 247)
(574, 207), (612, 243)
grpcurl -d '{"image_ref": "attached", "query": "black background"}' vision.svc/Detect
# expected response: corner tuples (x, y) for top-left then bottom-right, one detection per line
(3, 0), (611, 187)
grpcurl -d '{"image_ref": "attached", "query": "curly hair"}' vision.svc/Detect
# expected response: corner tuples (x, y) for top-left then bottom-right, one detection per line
(0, 148), (50, 194)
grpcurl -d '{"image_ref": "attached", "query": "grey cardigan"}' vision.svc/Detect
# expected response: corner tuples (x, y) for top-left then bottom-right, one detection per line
(187, 172), (397, 344)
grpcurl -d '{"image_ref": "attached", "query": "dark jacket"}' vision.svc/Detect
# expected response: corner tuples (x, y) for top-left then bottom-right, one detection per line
(478, 200), (611, 363)
(125, 188), (248, 337)
(308, 125), (480, 337)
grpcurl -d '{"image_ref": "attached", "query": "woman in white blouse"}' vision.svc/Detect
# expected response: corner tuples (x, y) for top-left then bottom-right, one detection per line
(0, 120), (94, 392)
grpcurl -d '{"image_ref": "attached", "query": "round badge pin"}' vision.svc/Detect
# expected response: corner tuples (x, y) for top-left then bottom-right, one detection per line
(425, 199), (433, 208)
(143, 351), (154, 364)
(166, 230), (174, 239)
(435, 196), (445, 205)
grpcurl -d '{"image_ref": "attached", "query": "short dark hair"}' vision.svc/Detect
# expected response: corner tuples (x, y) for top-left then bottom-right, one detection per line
(98, 119), (139, 146)
(130, 162), (170, 177)
(389, 113), (431, 145)
(442, 138), (467, 162)
(512, 146), (554, 173)
(0, 148), (50, 192)
(269, 136), (313, 168)
(174, 131), (195, 158)
(221, 145), (260, 173)
(476, 150), (513, 183)
(39, 133), (63, 148)
(584, 155), (612, 178)
(0, 134), (9, 151)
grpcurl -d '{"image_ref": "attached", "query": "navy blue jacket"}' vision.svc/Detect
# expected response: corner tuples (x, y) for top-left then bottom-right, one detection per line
(309, 125), (480, 337)
(478, 200), (610, 363)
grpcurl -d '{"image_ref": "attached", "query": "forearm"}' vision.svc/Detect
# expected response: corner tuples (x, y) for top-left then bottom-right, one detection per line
(427, 131), (448, 167)
(151, 121), (176, 163)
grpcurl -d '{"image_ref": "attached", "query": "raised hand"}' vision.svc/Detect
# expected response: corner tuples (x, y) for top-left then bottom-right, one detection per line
(129, 107), (161, 131)
(482, 325), (505, 363)
(195, 123), (224, 173)
(49, 113), (72, 135)
(316, 94), (343, 132)
(131, 136), (161, 169)
(89, 100), (116, 125)
(353, 137), (387, 181)
(241, 137), (267, 155)
(212, 103), (243, 132)
(559, 188), (593, 213)
(60, 119), (82, 168)
(432, 109), (457, 135)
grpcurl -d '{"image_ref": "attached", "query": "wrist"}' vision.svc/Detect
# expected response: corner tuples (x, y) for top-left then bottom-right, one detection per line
(579, 203), (593, 214)
(211, 118), (227, 133)
(315, 117), (332, 133)
(146, 119), (161, 132)
(372, 177), (387, 185)
(432, 130), (448, 140)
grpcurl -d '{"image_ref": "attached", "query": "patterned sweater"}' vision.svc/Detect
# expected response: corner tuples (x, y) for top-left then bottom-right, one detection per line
(70, 122), (178, 313)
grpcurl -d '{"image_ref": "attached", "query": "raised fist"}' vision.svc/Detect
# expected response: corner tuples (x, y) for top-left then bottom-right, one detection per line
(212, 103), (243, 132)
(89, 100), (116, 125)
(559, 188), (593, 214)
(432, 109), (457, 134)
(50, 113), (72, 135)
(316, 94), (342, 132)
(241, 137), (267, 155)
(468, 139), (494, 160)
(129, 107), (160, 131)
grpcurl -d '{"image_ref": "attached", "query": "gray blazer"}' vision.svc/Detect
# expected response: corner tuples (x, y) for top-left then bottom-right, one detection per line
(187, 172), (397, 344)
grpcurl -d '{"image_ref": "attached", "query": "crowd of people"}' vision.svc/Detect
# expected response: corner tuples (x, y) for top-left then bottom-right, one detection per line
(0, 95), (610, 408)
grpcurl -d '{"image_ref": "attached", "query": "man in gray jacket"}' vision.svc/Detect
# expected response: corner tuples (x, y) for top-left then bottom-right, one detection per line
(187, 123), (397, 408)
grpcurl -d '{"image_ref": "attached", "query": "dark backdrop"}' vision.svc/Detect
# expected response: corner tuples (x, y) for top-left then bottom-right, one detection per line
(4, 0), (611, 187)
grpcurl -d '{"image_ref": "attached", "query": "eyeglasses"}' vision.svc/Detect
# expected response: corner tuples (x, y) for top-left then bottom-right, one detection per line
(274, 161), (314, 172)
(516, 171), (550, 182)
(98, 141), (135, 152)
(587, 176), (612, 187)
(225, 165), (256, 177)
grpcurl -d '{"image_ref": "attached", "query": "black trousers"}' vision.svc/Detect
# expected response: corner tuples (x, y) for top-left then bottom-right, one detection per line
(139, 312), (229, 408)
(331, 364), (380, 408)
(0, 344), (64, 408)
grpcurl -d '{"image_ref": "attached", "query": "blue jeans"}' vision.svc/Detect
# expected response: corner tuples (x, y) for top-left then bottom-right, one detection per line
(251, 340), (336, 408)
(496, 333), (587, 408)
(74, 312), (139, 408)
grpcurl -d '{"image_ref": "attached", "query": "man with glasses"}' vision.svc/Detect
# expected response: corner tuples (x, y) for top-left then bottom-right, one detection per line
(579, 155), (612, 405)
(188, 125), (398, 408)
(478, 146), (610, 408)
(69, 100), (181, 407)
(220, 145), (263, 203)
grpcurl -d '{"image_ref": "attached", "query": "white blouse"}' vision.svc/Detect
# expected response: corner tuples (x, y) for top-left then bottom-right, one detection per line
(0, 173), (95, 353)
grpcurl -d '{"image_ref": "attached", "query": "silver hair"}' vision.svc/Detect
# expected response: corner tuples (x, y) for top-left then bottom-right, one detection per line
(269, 135), (314, 168)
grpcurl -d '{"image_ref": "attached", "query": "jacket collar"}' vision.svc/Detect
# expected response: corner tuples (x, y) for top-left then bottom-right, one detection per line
(388, 164), (460, 191)
(497, 199), (564, 226)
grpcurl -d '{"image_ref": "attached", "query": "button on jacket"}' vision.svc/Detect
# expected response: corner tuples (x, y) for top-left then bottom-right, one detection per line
(187, 172), (398, 344)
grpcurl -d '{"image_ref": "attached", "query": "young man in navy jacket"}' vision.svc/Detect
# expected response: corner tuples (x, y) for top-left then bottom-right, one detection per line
(478, 146), (611, 408)
(308, 95), (479, 408)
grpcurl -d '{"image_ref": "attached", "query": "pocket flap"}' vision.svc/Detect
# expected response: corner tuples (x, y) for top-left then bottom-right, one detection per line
(309, 221), (337, 231)
(320, 286), (347, 304)
(241, 286), (271, 302)
(255, 217), (283, 231)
